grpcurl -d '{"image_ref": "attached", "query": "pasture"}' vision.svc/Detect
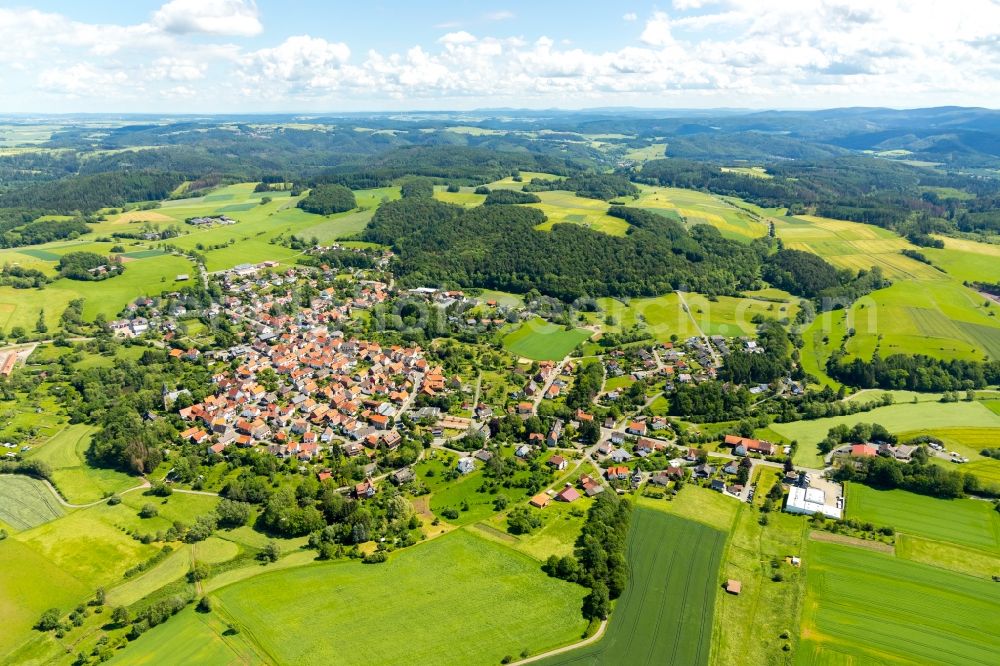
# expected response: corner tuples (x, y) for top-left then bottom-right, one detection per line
(0, 474), (64, 530)
(0, 246), (194, 331)
(636, 486), (739, 532)
(712, 507), (808, 666)
(213, 530), (588, 666)
(0, 537), (89, 660)
(27, 424), (138, 504)
(798, 540), (1000, 665)
(595, 292), (796, 341)
(922, 236), (1000, 283)
(770, 401), (1000, 466)
(537, 508), (725, 666)
(503, 318), (591, 360)
(845, 483), (1000, 552)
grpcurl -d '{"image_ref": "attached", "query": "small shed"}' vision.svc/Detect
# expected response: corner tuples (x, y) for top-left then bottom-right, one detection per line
(725, 579), (742, 595)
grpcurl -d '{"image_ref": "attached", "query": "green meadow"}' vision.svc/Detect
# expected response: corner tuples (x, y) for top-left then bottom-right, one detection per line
(845, 483), (1000, 552)
(798, 540), (1000, 665)
(503, 318), (592, 360)
(770, 401), (1000, 467)
(212, 529), (588, 666)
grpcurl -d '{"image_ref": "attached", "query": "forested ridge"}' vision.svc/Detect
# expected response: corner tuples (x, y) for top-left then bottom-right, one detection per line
(362, 198), (764, 301)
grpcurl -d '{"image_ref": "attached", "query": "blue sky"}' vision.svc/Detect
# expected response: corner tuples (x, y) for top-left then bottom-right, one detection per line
(2, 1), (999, 113)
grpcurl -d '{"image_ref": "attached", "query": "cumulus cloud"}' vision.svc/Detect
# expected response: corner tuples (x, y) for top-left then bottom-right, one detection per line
(243, 36), (352, 92)
(640, 12), (676, 47)
(37, 63), (128, 96)
(5, 0), (1000, 109)
(151, 0), (262, 37)
(148, 57), (207, 81)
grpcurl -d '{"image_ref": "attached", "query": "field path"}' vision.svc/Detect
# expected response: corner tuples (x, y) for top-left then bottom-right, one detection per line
(510, 619), (608, 665)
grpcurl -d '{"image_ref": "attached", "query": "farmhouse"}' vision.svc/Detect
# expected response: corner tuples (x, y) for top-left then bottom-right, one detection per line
(723, 434), (775, 456)
(850, 444), (878, 458)
(547, 455), (568, 471)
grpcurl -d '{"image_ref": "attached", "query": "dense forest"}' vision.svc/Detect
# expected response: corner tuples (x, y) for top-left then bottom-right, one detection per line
(362, 198), (764, 301)
(0, 172), (184, 214)
(827, 351), (1000, 391)
(523, 174), (639, 200)
(762, 248), (890, 302)
(483, 189), (541, 205)
(297, 184), (357, 215)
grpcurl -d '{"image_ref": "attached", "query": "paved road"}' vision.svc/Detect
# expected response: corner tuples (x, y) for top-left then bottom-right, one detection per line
(675, 290), (722, 368)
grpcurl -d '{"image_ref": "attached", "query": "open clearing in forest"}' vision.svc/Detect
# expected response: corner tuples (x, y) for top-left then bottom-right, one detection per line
(536, 507), (724, 666)
(797, 540), (1000, 665)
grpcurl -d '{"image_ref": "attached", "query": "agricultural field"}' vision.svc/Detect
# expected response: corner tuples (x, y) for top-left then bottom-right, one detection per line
(108, 606), (255, 666)
(0, 474), (64, 530)
(211, 529), (588, 666)
(712, 502), (808, 666)
(538, 508), (725, 666)
(26, 424), (138, 504)
(503, 318), (592, 360)
(632, 185), (769, 242)
(922, 236), (1000, 283)
(770, 400), (1000, 467)
(845, 483), (1000, 552)
(798, 540), (1000, 665)
(530, 190), (631, 236)
(841, 280), (1000, 361)
(775, 214), (943, 281)
(896, 534), (1000, 580)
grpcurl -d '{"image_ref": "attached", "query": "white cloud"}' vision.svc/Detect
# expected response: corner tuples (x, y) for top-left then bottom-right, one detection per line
(151, 0), (262, 37)
(243, 36), (352, 91)
(37, 63), (128, 96)
(623, 13), (638, 22)
(640, 11), (676, 47)
(148, 57), (207, 81)
(5, 0), (1000, 109)
(439, 31), (477, 45)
